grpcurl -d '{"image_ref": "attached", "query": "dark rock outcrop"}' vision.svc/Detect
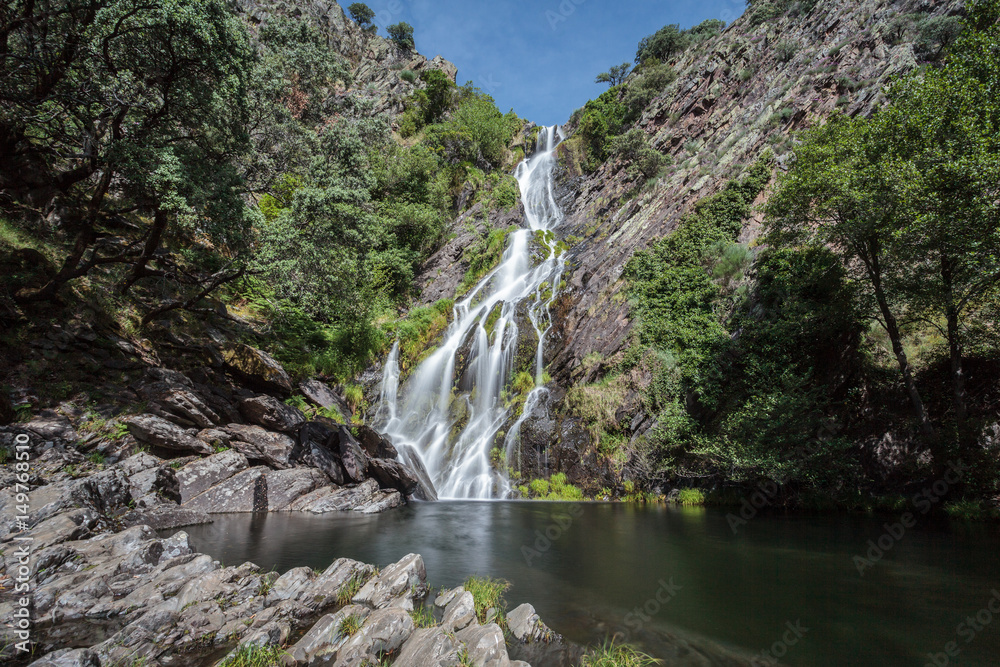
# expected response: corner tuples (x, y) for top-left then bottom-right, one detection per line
(238, 395), (306, 434)
(337, 425), (369, 483)
(222, 344), (294, 396)
(124, 415), (213, 455)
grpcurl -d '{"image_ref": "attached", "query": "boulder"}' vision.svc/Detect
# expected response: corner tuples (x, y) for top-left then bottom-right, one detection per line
(223, 344), (294, 396)
(352, 553), (427, 610)
(333, 607), (415, 665)
(298, 558), (375, 612)
(368, 457), (420, 497)
(175, 450), (249, 503)
(23, 410), (78, 443)
(441, 590), (476, 631)
(337, 426), (369, 483)
(288, 605), (371, 664)
(506, 603), (553, 643)
(456, 623), (510, 666)
(127, 464), (181, 506)
(295, 422), (346, 485)
(182, 466), (269, 513)
(225, 424), (296, 469)
(119, 504), (212, 531)
(299, 379), (352, 420)
(394, 627), (461, 667)
(124, 415), (212, 455)
(288, 479), (402, 514)
(117, 452), (163, 477)
(27, 648), (101, 666)
(195, 428), (231, 448)
(238, 395), (306, 434)
(354, 424), (398, 459)
(264, 468), (329, 511)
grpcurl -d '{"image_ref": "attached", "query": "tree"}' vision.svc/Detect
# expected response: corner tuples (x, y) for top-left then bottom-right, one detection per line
(872, 0), (1000, 428)
(348, 2), (375, 31)
(635, 24), (689, 64)
(387, 22), (414, 50)
(765, 116), (936, 445)
(596, 63), (631, 87)
(0, 0), (255, 305)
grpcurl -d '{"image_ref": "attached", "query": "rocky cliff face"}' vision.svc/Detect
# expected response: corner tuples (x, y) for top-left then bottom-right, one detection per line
(405, 0), (965, 488)
(234, 0), (459, 117)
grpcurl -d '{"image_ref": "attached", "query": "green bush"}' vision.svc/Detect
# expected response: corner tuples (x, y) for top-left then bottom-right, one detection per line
(387, 22), (414, 49)
(608, 129), (664, 179)
(578, 88), (628, 169)
(582, 640), (660, 667)
(463, 576), (510, 626)
(399, 69), (417, 84)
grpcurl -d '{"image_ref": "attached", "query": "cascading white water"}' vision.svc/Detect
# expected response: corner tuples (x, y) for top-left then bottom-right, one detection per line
(375, 126), (567, 499)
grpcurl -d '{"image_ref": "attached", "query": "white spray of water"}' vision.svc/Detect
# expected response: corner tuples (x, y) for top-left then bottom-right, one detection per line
(375, 126), (566, 499)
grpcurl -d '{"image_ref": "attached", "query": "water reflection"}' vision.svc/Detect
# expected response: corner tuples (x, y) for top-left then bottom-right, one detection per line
(177, 503), (1000, 666)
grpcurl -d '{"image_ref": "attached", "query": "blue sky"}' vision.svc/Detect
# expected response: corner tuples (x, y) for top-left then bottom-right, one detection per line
(366, 0), (747, 126)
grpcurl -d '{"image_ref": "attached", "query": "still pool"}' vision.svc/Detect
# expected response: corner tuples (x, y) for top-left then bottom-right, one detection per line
(177, 502), (1000, 666)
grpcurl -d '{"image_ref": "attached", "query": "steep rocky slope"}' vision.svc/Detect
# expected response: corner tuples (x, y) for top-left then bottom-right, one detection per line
(405, 0), (966, 488)
(235, 0), (459, 117)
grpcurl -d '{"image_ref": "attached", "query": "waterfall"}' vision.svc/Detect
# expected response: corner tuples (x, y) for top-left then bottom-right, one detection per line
(375, 126), (567, 499)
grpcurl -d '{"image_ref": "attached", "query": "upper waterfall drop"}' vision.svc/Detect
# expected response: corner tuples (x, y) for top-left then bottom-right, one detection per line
(374, 126), (568, 500)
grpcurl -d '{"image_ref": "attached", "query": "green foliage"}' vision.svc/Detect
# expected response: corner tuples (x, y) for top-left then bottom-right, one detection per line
(609, 129), (665, 179)
(409, 605), (437, 628)
(675, 488), (706, 505)
(218, 644), (289, 667)
(387, 22), (415, 49)
(596, 63), (632, 87)
(578, 88), (629, 169)
(462, 576), (510, 626)
(337, 572), (371, 606)
(399, 69), (417, 84)
(384, 299), (454, 370)
(623, 61), (677, 118)
(582, 640), (661, 667)
(423, 88), (519, 171)
(775, 39), (799, 63)
(338, 613), (364, 636)
(520, 473), (585, 500)
(635, 24), (688, 64)
(456, 226), (518, 296)
(348, 3), (375, 30)
(915, 14), (963, 60)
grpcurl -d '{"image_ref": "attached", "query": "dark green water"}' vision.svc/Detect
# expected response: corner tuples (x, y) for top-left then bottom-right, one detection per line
(178, 502), (1000, 666)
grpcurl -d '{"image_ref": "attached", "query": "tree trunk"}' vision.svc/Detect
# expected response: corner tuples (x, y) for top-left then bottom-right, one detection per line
(941, 254), (968, 426)
(858, 239), (936, 442)
(119, 208), (168, 295)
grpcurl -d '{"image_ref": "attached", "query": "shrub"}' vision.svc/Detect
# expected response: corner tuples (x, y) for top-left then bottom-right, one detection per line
(463, 576), (510, 626)
(609, 129), (664, 179)
(775, 39), (798, 63)
(387, 22), (414, 49)
(399, 69), (417, 84)
(582, 640), (660, 666)
(338, 613), (364, 636)
(675, 488), (706, 505)
(218, 645), (289, 667)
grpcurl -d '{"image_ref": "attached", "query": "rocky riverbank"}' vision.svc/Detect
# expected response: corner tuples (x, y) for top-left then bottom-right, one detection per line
(0, 345), (582, 665)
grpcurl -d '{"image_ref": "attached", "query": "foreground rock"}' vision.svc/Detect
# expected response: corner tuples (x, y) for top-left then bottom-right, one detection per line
(4, 533), (565, 667)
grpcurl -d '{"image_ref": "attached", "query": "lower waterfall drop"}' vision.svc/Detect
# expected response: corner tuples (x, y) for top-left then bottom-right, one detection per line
(374, 125), (567, 499)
